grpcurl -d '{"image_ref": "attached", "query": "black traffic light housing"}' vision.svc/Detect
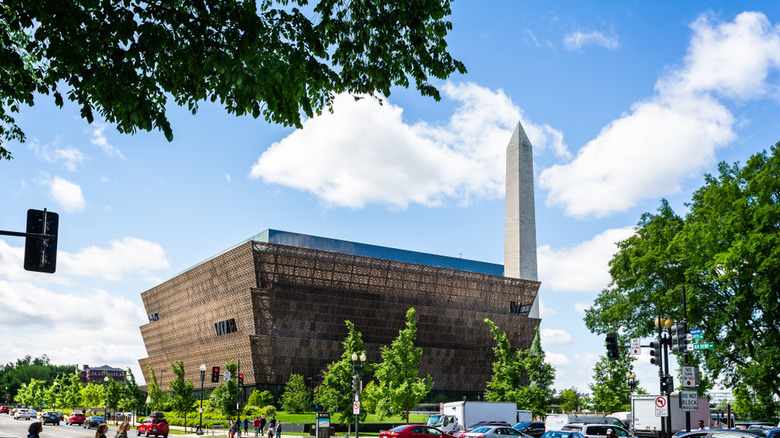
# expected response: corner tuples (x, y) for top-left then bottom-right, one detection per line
(23, 209), (58, 273)
(238, 374), (244, 386)
(649, 340), (662, 366)
(670, 322), (687, 353)
(661, 374), (674, 393)
(605, 332), (619, 361)
(211, 366), (220, 383)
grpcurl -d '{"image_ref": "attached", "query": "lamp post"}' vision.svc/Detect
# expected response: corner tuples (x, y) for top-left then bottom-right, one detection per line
(52, 381), (59, 412)
(103, 376), (110, 421)
(351, 352), (366, 438)
(197, 364), (206, 435)
(625, 373), (636, 393)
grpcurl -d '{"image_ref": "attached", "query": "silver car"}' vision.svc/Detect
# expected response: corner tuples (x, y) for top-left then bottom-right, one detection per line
(463, 426), (533, 438)
(14, 408), (37, 420)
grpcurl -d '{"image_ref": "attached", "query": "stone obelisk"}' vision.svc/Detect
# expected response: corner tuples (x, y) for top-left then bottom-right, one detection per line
(504, 121), (539, 318)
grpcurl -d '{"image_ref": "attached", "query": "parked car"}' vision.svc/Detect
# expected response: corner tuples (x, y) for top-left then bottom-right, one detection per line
(677, 429), (767, 438)
(539, 431), (586, 438)
(453, 423), (514, 438)
(14, 408), (37, 420)
(0, 406), (9, 414)
(83, 415), (105, 429)
(514, 422), (546, 438)
(462, 425), (533, 438)
(381, 424), (456, 438)
(41, 411), (62, 425)
(66, 412), (86, 425)
(561, 423), (634, 438)
(137, 416), (170, 438)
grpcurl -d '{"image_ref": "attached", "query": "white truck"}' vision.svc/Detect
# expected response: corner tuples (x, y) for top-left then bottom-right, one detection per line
(632, 395), (710, 437)
(427, 401), (522, 434)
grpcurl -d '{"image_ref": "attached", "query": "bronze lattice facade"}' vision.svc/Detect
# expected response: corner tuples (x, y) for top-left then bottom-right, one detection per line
(139, 234), (541, 397)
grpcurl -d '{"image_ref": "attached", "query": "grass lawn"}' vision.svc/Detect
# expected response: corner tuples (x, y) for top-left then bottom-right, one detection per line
(275, 413), (427, 424)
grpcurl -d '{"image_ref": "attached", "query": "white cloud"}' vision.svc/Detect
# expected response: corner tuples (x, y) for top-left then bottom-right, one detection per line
(250, 82), (569, 209)
(541, 328), (573, 346)
(539, 300), (557, 316)
(574, 302), (591, 315)
(61, 237), (171, 281)
(563, 30), (619, 50)
(91, 124), (125, 159)
(541, 12), (780, 218)
(546, 352), (572, 367)
(47, 176), (86, 213)
(28, 138), (86, 171)
(538, 226), (634, 293)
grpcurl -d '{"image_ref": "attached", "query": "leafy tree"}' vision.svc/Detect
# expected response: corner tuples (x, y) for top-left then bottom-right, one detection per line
(732, 382), (779, 422)
(373, 308), (433, 422)
(146, 366), (164, 410)
(104, 378), (123, 421)
(121, 369), (146, 421)
(585, 143), (780, 400)
(0, 0), (467, 160)
(60, 372), (83, 410)
(314, 320), (367, 430)
(559, 388), (581, 413)
(484, 321), (555, 418)
(208, 361), (239, 420)
(80, 382), (105, 409)
(247, 390), (274, 408)
(0, 355), (76, 400)
(169, 361), (197, 431)
(281, 373), (311, 413)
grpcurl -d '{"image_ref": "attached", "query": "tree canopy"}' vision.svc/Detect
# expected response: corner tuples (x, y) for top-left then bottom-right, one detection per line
(0, 0), (467, 160)
(585, 142), (780, 400)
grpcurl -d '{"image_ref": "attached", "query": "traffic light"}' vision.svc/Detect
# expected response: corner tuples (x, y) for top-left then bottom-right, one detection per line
(23, 209), (59, 273)
(605, 332), (619, 361)
(240, 392), (246, 401)
(661, 374), (674, 393)
(211, 366), (220, 383)
(352, 375), (359, 392)
(649, 340), (662, 366)
(671, 322), (687, 353)
(238, 373), (244, 386)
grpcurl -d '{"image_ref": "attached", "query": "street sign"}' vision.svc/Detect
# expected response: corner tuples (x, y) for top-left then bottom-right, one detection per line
(690, 329), (702, 334)
(654, 396), (668, 417)
(680, 391), (699, 412)
(630, 338), (641, 355)
(690, 333), (704, 340)
(681, 366), (698, 388)
(693, 342), (715, 351)
(223, 371), (231, 381)
(353, 401), (360, 414)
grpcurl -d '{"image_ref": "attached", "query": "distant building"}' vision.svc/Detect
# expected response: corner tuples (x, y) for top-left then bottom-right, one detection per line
(79, 364), (126, 383)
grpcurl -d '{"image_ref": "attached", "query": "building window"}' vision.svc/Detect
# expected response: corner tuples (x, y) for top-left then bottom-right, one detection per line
(148, 313), (160, 322)
(509, 301), (531, 316)
(215, 318), (237, 336)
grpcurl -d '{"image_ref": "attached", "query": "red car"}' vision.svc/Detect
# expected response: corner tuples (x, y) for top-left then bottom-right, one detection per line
(0, 406), (9, 414)
(381, 424), (455, 438)
(66, 412), (86, 425)
(137, 416), (169, 438)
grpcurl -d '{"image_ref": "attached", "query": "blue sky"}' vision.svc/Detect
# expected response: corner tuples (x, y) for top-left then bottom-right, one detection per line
(2, 1), (780, 397)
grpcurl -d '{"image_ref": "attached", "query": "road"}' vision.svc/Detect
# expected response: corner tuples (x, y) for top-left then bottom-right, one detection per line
(0, 415), (121, 438)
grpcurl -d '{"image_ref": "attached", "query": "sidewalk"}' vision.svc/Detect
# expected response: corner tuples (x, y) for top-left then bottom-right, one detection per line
(168, 425), (308, 438)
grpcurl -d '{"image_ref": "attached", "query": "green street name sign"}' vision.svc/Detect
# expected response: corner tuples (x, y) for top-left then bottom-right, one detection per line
(691, 333), (704, 340)
(693, 342), (715, 351)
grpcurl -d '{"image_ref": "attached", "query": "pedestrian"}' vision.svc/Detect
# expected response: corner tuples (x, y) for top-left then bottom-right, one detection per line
(96, 424), (109, 438)
(267, 425), (274, 438)
(268, 417), (276, 433)
(275, 421), (282, 438)
(254, 417), (261, 438)
(27, 422), (43, 438)
(115, 421), (131, 438)
(698, 420), (710, 431)
(260, 415), (267, 435)
(605, 429), (617, 438)
(243, 418), (249, 434)
(230, 421), (238, 438)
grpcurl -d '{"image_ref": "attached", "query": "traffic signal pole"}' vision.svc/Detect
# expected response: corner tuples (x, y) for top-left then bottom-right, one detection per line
(682, 287), (690, 432)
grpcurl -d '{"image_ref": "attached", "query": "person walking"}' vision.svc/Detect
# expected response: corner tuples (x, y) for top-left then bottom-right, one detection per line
(268, 417), (276, 434)
(115, 421), (131, 438)
(275, 421), (282, 438)
(27, 422), (43, 438)
(95, 424), (109, 438)
(243, 418), (249, 435)
(253, 417), (261, 438)
(260, 415), (267, 435)
(230, 421), (238, 438)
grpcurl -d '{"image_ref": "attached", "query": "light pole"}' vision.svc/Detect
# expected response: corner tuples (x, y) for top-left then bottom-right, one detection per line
(53, 381), (59, 411)
(103, 376), (110, 421)
(197, 364), (206, 436)
(351, 352), (366, 438)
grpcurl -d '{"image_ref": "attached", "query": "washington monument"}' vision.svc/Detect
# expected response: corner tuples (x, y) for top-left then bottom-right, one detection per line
(504, 121), (540, 318)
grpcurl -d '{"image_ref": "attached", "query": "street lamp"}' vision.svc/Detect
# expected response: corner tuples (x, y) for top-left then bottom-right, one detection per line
(53, 381), (59, 411)
(197, 364), (206, 436)
(104, 376), (110, 421)
(626, 373), (636, 393)
(351, 352), (366, 438)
